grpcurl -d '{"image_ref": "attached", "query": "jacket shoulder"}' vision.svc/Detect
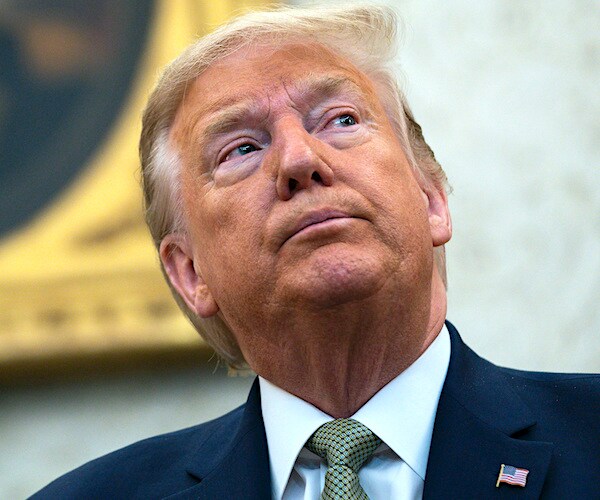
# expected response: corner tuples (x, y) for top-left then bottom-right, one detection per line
(29, 404), (245, 499)
(497, 366), (600, 431)
(497, 365), (600, 406)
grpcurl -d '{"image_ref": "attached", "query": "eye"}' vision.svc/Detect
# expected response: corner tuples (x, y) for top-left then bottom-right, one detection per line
(331, 113), (357, 127)
(222, 143), (259, 162)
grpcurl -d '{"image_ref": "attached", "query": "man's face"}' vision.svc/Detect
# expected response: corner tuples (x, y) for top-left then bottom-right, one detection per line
(165, 42), (450, 362)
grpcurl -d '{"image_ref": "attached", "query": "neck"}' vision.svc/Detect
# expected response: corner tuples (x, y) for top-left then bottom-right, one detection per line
(238, 272), (448, 418)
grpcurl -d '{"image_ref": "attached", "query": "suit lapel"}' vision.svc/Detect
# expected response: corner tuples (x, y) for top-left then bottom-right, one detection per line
(423, 322), (554, 499)
(164, 324), (556, 498)
(164, 378), (271, 499)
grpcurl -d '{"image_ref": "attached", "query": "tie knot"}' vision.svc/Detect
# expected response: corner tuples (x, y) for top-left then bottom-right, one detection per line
(306, 418), (381, 471)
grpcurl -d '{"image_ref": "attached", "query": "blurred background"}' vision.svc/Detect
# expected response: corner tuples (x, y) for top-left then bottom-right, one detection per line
(1, 0), (598, 497)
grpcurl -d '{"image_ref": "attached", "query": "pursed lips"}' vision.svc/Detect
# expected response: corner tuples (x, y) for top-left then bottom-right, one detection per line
(282, 209), (356, 247)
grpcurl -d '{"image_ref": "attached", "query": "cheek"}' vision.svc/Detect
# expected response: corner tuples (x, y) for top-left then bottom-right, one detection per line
(197, 201), (274, 320)
(350, 142), (423, 210)
(189, 188), (269, 274)
(350, 150), (430, 248)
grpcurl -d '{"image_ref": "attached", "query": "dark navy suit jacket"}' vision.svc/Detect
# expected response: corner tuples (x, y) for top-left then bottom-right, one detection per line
(31, 323), (600, 499)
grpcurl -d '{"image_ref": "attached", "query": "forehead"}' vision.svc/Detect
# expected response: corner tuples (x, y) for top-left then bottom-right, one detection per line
(171, 42), (378, 137)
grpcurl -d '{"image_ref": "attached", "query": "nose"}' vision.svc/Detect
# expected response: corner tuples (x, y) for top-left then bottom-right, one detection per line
(271, 121), (334, 201)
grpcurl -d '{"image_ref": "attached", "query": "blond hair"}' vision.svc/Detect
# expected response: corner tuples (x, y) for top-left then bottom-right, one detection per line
(140, 4), (449, 368)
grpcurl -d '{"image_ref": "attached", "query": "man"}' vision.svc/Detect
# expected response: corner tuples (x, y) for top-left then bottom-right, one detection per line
(33, 4), (599, 499)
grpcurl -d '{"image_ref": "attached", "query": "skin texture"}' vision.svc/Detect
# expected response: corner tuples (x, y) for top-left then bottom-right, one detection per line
(161, 42), (452, 418)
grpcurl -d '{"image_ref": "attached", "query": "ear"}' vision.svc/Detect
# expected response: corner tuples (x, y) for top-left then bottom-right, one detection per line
(420, 182), (452, 247)
(159, 234), (219, 318)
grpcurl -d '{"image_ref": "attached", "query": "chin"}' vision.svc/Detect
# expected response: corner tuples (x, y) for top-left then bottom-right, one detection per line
(285, 248), (389, 309)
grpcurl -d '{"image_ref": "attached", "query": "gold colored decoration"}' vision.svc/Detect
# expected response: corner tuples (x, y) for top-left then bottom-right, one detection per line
(0, 0), (274, 371)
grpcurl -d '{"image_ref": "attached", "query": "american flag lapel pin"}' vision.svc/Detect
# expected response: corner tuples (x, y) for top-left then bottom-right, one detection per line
(496, 464), (529, 488)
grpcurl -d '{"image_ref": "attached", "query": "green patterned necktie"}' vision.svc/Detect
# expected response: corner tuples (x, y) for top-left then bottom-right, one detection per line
(305, 418), (382, 500)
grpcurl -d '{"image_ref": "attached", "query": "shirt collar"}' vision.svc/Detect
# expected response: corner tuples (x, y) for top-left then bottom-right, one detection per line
(259, 377), (331, 500)
(352, 324), (450, 479)
(259, 324), (451, 500)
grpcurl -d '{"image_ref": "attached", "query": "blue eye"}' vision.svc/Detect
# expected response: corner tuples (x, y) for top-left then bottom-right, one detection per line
(235, 144), (257, 156)
(224, 143), (258, 162)
(334, 114), (357, 127)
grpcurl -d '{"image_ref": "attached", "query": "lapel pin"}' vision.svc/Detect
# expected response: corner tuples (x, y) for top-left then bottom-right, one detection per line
(496, 464), (529, 488)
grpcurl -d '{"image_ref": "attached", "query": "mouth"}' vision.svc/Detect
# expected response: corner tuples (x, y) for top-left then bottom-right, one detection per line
(282, 209), (357, 247)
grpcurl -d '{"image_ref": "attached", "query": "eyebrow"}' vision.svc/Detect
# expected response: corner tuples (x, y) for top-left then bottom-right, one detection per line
(198, 74), (370, 140)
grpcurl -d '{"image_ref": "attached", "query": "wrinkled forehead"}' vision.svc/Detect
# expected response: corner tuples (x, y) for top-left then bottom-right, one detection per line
(203, 40), (371, 93)
(170, 41), (380, 140)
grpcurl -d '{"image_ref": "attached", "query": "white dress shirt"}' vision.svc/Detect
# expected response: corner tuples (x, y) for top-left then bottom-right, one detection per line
(259, 324), (451, 500)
